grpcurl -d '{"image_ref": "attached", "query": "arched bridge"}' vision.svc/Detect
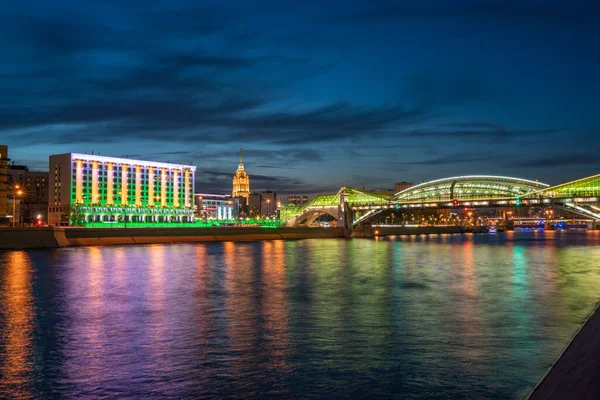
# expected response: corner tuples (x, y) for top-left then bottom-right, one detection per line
(281, 187), (391, 227)
(282, 173), (600, 226)
(393, 175), (547, 203)
(354, 175), (550, 225)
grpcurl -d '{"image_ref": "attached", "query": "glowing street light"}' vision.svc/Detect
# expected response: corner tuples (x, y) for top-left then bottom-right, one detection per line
(12, 185), (23, 227)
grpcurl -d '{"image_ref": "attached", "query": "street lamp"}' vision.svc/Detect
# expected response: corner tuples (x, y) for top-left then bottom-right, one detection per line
(12, 185), (23, 228)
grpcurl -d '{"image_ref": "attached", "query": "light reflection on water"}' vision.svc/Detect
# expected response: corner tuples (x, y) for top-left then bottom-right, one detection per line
(1, 231), (600, 398)
(0, 252), (35, 399)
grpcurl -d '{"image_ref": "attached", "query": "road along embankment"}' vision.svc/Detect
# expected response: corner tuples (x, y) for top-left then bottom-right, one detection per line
(0, 226), (345, 249)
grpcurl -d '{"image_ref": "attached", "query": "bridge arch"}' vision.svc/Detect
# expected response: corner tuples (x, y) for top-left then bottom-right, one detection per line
(354, 175), (549, 226)
(283, 187), (392, 226)
(393, 175), (548, 204)
(289, 207), (340, 226)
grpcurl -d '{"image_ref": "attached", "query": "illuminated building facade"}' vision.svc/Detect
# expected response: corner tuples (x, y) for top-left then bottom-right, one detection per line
(261, 190), (277, 217)
(8, 165), (49, 224)
(195, 193), (238, 220)
(48, 153), (196, 226)
(285, 194), (309, 206)
(232, 146), (250, 200)
(0, 145), (8, 221)
(248, 192), (262, 217)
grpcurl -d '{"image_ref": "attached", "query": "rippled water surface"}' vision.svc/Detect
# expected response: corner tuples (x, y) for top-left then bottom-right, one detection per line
(1, 231), (600, 399)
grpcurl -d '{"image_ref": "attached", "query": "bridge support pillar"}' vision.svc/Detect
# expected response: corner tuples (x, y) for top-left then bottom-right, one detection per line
(499, 219), (514, 231)
(342, 201), (353, 230)
(545, 221), (555, 230)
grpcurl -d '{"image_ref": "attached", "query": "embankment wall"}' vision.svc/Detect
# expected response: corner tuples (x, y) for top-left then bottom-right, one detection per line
(0, 227), (345, 249)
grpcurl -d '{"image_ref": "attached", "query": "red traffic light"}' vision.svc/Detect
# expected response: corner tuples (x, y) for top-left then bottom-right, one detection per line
(452, 199), (458, 205)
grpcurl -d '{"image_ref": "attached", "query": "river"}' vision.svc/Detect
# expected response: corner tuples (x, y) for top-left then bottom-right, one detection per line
(1, 231), (600, 398)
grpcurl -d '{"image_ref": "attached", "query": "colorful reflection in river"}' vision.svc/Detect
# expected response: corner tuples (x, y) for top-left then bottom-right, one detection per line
(0, 252), (35, 399)
(1, 231), (600, 398)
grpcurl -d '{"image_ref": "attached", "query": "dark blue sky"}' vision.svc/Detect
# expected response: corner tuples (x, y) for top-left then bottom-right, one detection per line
(2, 0), (599, 193)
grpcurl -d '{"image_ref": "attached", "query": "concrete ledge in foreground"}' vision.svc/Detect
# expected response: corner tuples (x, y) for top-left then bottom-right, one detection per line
(528, 303), (600, 399)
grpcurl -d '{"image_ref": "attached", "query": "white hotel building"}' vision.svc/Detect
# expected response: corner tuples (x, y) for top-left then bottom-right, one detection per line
(48, 153), (196, 226)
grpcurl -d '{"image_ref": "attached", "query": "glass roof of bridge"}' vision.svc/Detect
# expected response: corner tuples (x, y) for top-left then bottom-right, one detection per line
(393, 175), (548, 204)
(534, 173), (600, 198)
(298, 187), (391, 209)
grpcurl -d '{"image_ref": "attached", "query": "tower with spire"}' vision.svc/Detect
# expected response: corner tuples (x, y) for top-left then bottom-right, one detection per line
(232, 145), (250, 200)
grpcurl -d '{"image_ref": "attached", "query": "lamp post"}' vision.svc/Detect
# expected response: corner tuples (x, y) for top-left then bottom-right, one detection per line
(12, 185), (23, 228)
(266, 199), (271, 218)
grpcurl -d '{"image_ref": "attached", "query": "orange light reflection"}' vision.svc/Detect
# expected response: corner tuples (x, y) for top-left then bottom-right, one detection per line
(0, 251), (35, 399)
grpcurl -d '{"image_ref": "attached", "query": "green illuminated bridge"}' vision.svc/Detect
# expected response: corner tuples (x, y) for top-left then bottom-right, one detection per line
(283, 174), (600, 227)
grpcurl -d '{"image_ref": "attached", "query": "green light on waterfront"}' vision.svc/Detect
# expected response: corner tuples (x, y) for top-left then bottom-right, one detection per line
(78, 219), (286, 228)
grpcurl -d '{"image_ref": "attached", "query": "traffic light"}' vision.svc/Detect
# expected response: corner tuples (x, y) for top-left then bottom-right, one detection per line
(515, 197), (521, 206)
(452, 199), (458, 206)
(395, 203), (399, 210)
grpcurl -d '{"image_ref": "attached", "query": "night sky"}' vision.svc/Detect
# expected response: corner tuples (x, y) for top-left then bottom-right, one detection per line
(2, 0), (599, 194)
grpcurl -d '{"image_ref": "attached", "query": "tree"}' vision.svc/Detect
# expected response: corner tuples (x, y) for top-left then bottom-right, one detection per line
(65, 205), (85, 226)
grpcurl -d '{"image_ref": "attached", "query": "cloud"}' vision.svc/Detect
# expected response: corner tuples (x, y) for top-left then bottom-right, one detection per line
(394, 153), (491, 166)
(406, 71), (500, 108)
(0, 8), (426, 149)
(350, 174), (394, 187)
(2, 0), (599, 193)
(2, 100), (426, 147)
(339, 2), (595, 24)
(189, 148), (322, 168)
(117, 154), (142, 159)
(511, 154), (600, 168)
(404, 123), (561, 142)
(197, 169), (317, 194)
(153, 151), (193, 155)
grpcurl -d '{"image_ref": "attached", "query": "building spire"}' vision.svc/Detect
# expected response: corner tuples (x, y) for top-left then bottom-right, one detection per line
(240, 145), (243, 164)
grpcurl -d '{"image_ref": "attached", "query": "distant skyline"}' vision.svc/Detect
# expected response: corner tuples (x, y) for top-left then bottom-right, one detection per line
(2, 0), (600, 193)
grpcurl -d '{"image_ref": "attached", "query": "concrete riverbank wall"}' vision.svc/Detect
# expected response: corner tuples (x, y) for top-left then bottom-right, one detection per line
(0, 227), (70, 249)
(0, 225), (469, 250)
(63, 227), (345, 247)
(0, 227), (345, 249)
